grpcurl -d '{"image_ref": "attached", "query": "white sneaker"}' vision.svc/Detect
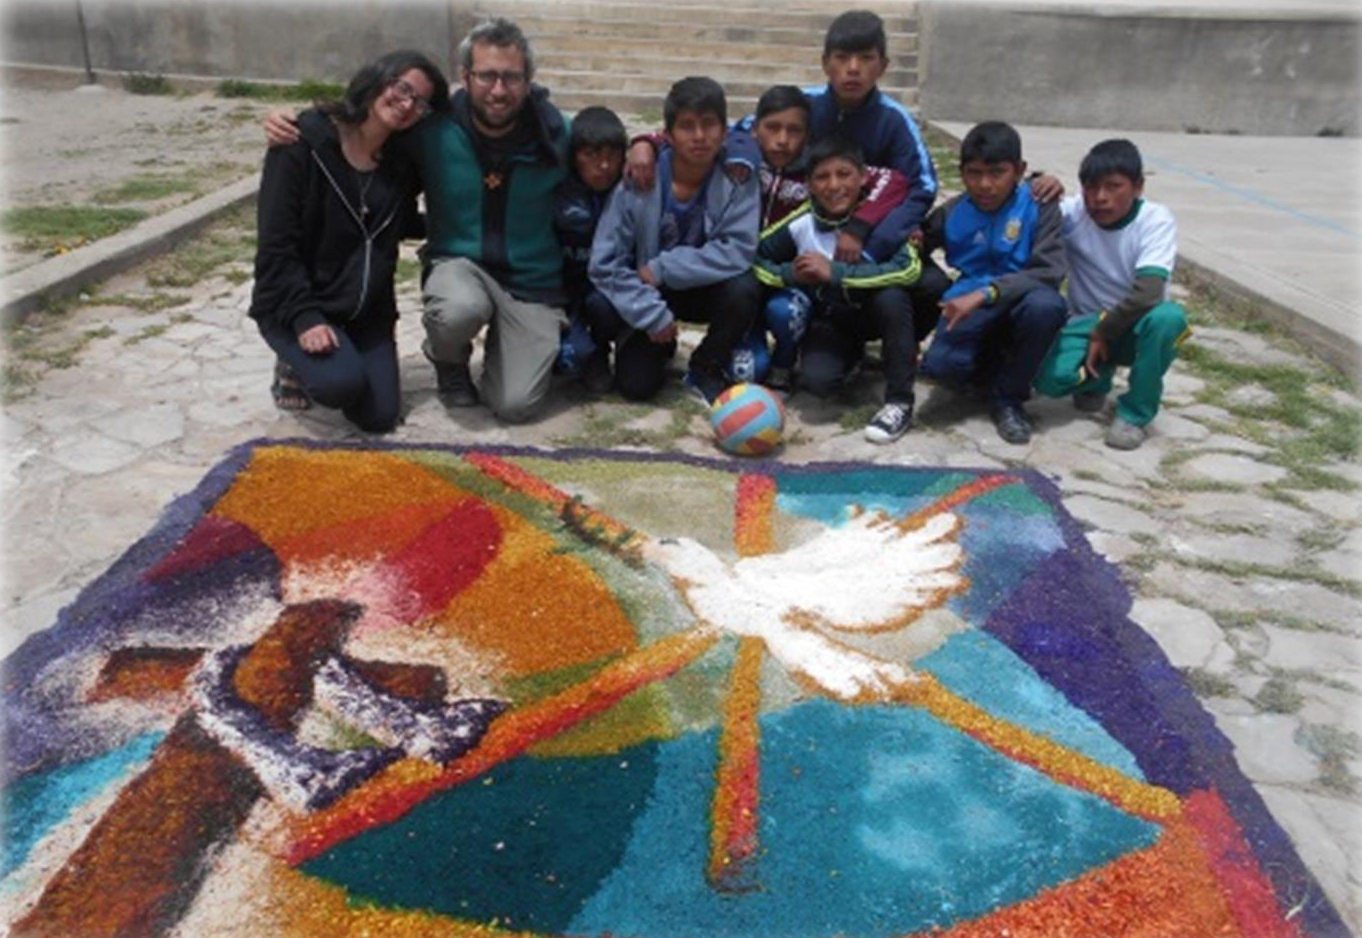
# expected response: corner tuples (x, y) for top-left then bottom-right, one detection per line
(865, 402), (913, 444)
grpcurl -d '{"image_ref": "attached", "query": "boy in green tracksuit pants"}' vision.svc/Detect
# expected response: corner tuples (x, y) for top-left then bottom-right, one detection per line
(1035, 138), (1190, 450)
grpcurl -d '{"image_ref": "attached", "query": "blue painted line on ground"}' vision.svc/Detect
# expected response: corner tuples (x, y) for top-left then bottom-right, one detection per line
(1145, 154), (1362, 243)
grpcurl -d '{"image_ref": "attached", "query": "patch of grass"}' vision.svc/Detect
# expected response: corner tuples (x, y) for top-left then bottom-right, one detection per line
(552, 399), (701, 450)
(838, 402), (880, 432)
(145, 217), (256, 288)
(225, 105), (261, 125)
(1297, 724), (1361, 796)
(1179, 667), (1236, 698)
(91, 291), (190, 313)
(123, 72), (172, 95)
(125, 323), (169, 345)
(1269, 667), (1359, 694)
(92, 175), (197, 205)
(1166, 552), (1361, 600)
(1070, 468), (1105, 483)
(216, 78), (345, 102)
(35, 291), (84, 317)
(1176, 338), (1362, 492)
(1253, 677), (1304, 714)
(922, 123), (963, 192)
(396, 256), (422, 285)
(222, 268), (252, 286)
(1297, 527), (1346, 552)
(1, 361), (38, 402)
(9, 323), (112, 372)
(1, 205), (147, 253)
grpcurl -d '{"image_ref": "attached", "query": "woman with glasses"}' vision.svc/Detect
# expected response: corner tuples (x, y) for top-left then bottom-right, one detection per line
(249, 49), (447, 431)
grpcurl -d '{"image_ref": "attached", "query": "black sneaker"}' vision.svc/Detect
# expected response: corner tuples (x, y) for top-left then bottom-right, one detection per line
(682, 369), (726, 406)
(991, 402), (1033, 444)
(581, 350), (613, 394)
(865, 401), (913, 444)
(435, 362), (479, 406)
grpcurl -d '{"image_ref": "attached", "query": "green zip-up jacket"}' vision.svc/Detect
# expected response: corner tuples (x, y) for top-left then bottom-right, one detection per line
(406, 85), (570, 305)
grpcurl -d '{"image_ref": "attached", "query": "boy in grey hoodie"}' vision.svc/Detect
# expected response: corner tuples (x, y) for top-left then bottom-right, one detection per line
(588, 76), (761, 403)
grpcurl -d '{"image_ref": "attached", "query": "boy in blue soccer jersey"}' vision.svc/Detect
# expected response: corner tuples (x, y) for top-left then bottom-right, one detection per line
(917, 121), (1068, 444)
(1034, 138), (1189, 450)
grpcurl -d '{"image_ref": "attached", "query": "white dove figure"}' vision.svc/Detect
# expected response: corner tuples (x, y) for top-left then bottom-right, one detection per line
(640, 507), (966, 702)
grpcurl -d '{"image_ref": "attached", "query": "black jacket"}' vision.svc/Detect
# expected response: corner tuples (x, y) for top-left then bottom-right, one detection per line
(250, 109), (418, 336)
(553, 172), (607, 314)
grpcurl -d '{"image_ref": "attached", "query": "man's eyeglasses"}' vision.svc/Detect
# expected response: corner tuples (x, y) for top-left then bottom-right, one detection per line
(388, 78), (432, 116)
(467, 69), (526, 90)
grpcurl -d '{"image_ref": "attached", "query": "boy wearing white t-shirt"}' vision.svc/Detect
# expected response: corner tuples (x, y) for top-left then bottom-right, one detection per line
(1035, 139), (1190, 449)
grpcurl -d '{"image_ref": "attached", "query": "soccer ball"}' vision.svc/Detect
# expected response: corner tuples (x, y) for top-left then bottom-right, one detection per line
(710, 383), (785, 457)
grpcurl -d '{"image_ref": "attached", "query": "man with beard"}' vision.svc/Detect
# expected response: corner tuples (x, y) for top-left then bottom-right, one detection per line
(267, 17), (571, 422)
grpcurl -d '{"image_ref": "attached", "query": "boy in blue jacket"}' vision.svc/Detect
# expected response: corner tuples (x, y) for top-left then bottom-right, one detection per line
(754, 136), (923, 443)
(553, 106), (627, 393)
(918, 121), (1068, 444)
(589, 77), (761, 404)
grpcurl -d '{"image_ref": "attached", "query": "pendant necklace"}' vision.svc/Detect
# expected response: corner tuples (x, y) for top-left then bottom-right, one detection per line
(355, 168), (375, 221)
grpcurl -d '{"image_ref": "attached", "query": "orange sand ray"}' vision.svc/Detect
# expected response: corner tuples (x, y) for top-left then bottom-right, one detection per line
(707, 473), (777, 890)
(708, 636), (766, 890)
(911, 810), (1240, 938)
(733, 473), (777, 557)
(282, 627), (720, 865)
(894, 673), (1181, 821)
(897, 473), (1019, 533)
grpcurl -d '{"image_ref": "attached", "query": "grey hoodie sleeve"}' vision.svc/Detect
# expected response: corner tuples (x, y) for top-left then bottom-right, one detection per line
(649, 175), (759, 290)
(588, 185), (674, 336)
(991, 198), (1067, 305)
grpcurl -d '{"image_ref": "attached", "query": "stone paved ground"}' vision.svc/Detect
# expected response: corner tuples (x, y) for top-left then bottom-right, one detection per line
(2, 82), (1360, 932)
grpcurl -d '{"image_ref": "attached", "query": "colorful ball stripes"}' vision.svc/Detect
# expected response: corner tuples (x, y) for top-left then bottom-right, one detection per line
(710, 383), (785, 457)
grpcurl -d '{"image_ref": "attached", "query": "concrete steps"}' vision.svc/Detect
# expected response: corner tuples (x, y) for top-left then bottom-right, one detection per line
(472, 0), (920, 118)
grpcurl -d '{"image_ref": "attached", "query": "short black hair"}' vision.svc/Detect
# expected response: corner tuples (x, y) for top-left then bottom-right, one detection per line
(823, 10), (887, 59)
(959, 121), (1022, 166)
(320, 50), (449, 125)
(664, 76), (726, 131)
(1079, 138), (1144, 186)
(806, 135), (865, 172)
(755, 85), (811, 122)
(571, 106), (627, 154)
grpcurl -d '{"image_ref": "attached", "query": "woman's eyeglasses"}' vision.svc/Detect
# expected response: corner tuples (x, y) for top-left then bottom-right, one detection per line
(389, 78), (432, 116)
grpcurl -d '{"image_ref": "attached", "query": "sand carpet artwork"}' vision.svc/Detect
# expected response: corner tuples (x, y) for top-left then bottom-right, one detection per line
(1, 440), (1349, 937)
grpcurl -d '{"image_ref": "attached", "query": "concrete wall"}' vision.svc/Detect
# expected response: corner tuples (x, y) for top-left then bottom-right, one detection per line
(0, 0), (481, 85)
(917, 2), (1361, 137)
(3, 1), (1359, 137)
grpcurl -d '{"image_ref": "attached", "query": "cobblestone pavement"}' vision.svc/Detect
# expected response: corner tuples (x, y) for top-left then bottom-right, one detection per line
(3, 204), (1360, 929)
(3, 82), (1361, 932)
